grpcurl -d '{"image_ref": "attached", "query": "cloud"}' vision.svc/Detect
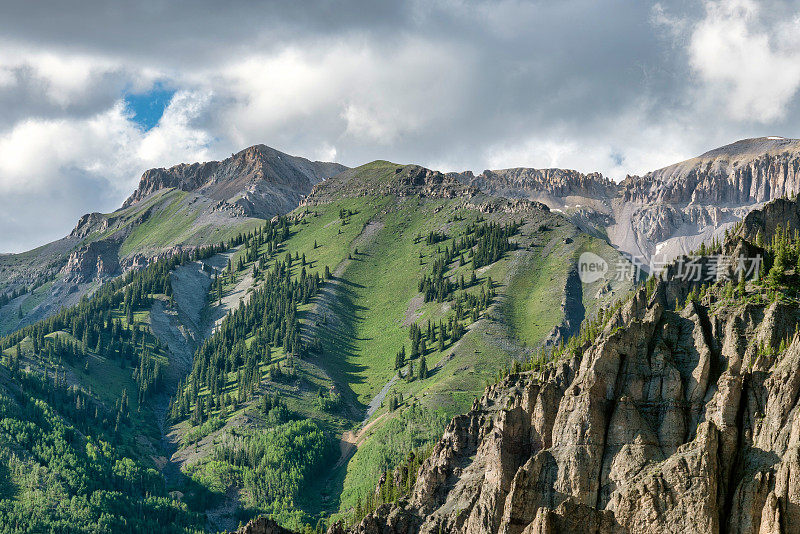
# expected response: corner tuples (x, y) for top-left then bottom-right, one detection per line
(0, 107), (130, 194)
(685, 0), (800, 122)
(2, 0), (800, 252)
(0, 41), (160, 129)
(314, 143), (338, 162)
(0, 67), (14, 88)
(480, 99), (700, 178)
(0, 91), (214, 251)
(211, 38), (470, 150)
(137, 90), (213, 164)
(24, 52), (121, 106)
(342, 103), (404, 144)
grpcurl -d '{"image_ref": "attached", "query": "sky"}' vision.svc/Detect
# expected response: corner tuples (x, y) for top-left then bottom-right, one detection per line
(1, 0), (800, 252)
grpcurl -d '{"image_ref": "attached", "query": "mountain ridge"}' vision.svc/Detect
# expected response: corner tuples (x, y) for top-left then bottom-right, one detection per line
(123, 144), (346, 217)
(3, 136), (800, 533)
(4, 136), (799, 337)
(0, 144), (346, 335)
(145, 157), (634, 529)
(457, 137), (800, 267)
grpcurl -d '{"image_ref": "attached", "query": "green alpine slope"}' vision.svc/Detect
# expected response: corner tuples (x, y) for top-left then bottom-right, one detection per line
(0, 144), (345, 338)
(0, 158), (637, 533)
(0, 187), (263, 337)
(161, 161), (637, 530)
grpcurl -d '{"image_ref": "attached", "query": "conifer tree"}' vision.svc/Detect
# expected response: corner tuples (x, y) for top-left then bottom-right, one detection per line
(418, 356), (428, 379)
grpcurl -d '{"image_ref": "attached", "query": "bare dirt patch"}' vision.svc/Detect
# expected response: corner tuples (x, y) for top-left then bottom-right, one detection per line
(334, 410), (389, 469)
(204, 265), (255, 338)
(402, 294), (424, 327)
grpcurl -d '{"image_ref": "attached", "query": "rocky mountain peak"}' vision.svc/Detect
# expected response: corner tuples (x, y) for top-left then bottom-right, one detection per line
(622, 136), (800, 205)
(122, 144), (347, 218)
(69, 212), (107, 239)
(698, 136), (799, 159)
(0, 144), (349, 334)
(455, 137), (800, 267)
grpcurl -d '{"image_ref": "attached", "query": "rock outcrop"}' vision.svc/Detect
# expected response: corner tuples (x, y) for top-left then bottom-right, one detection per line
(738, 197), (800, 243)
(457, 168), (618, 202)
(302, 163), (480, 206)
(62, 239), (120, 282)
(340, 197), (800, 533)
(460, 137), (800, 267)
(123, 144), (346, 218)
(230, 517), (296, 534)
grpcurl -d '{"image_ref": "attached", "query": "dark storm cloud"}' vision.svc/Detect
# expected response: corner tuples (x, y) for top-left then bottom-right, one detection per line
(0, 0), (799, 252)
(0, 0), (407, 63)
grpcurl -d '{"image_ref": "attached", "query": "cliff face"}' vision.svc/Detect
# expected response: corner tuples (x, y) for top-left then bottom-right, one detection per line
(622, 137), (800, 205)
(61, 239), (120, 282)
(123, 144), (347, 218)
(458, 168), (617, 202)
(738, 197), (800, 244)
(462, 137), (800, 266)
(611, 138), (800, 263)
(341, 199), (800, 534)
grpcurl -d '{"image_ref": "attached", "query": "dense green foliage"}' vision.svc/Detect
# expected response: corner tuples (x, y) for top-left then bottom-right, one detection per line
(0, 245), (223, 405)
(186, 419), (332, 529)
(170, 217), (326, 424)
(164, 217), (339, 528)
(337, 404), (446, 523)
(0, 244), (236, 533)
(0, 360), (204, 533)
(0, 288), (26, 310)
(350, 445), (431, 526)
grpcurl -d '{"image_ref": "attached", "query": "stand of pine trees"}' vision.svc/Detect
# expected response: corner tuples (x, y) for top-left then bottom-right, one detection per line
(0, 286), (28, 308)
(401, 220), (509, 379)
(1, 243), (223, 408)
(171, 217), (326, 424)
(349, 444), (433, 528)
(418, 219), (519, 303)
(0, 249), (226, 532)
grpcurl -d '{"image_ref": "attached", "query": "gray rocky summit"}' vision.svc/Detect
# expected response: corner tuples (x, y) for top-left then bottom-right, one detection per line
(459, 137), (800, 267)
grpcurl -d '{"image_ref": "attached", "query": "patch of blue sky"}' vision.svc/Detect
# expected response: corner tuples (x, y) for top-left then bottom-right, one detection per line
(123, 82), (176, 131)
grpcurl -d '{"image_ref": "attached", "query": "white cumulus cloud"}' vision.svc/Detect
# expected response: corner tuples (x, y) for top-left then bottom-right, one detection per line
(2, 0), (800, 252)
(687, 0), (800, 122)
(0, 90), (215, 250)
